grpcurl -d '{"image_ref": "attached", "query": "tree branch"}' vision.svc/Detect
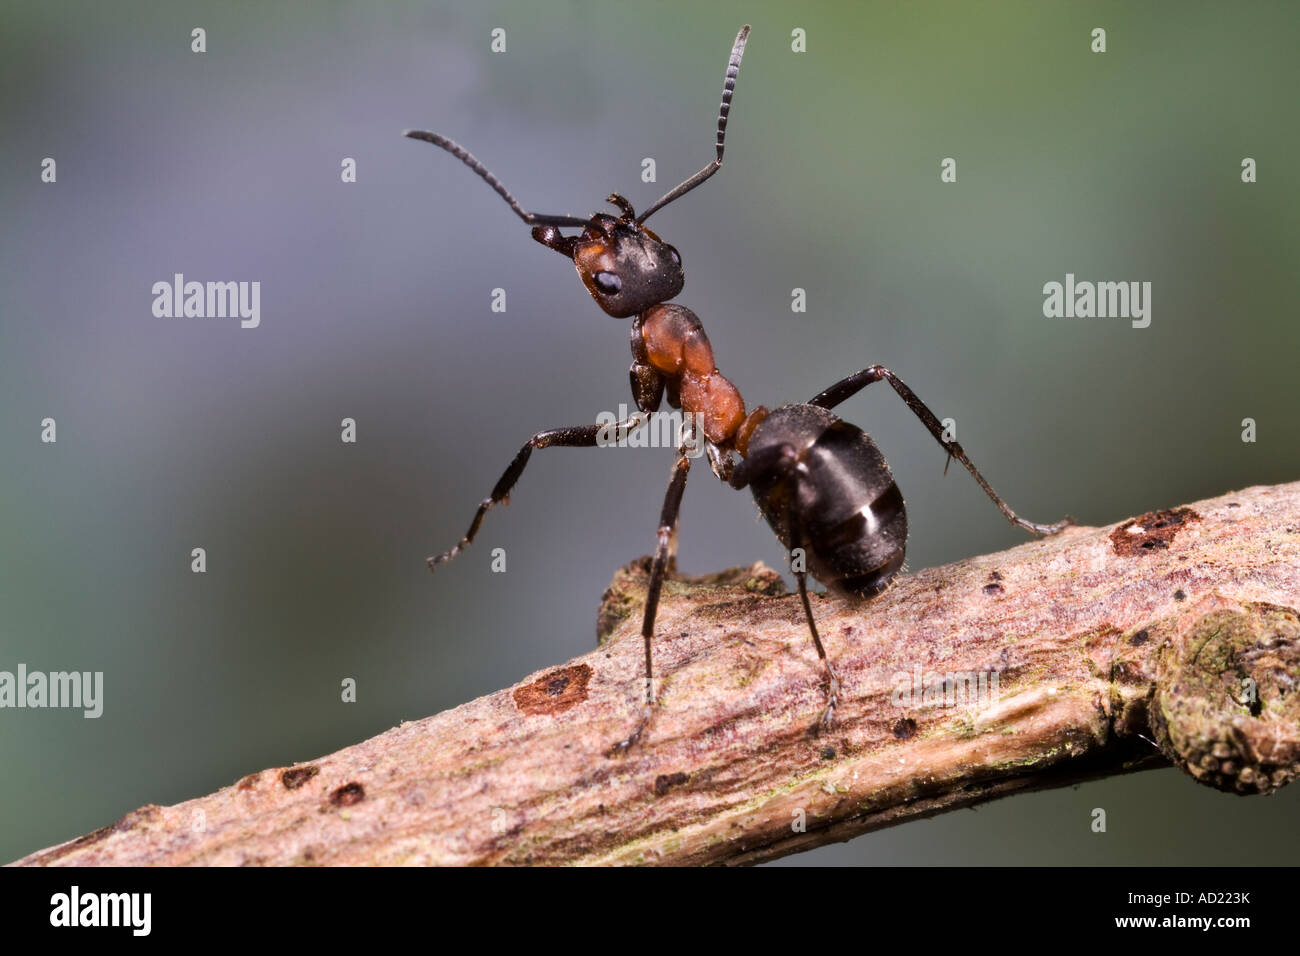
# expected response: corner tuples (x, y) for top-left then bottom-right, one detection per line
(14, 482), (1300, 866)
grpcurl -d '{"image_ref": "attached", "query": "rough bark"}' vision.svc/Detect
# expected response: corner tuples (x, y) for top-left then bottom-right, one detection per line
(13, 482), (1300, 867)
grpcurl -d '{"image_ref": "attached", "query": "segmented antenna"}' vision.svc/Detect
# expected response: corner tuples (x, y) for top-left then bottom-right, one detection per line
(403, 129), (591, 228)
(636, 24), (750, 224)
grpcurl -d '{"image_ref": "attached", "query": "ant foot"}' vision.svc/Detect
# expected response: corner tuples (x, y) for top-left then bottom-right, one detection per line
(606, 702), (654, 757)
(1020, 514), (1076, 536)
(816, 674), (840, 733)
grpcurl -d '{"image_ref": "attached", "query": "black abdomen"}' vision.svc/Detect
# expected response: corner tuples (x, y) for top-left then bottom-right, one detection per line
(743, 404), (907, 598)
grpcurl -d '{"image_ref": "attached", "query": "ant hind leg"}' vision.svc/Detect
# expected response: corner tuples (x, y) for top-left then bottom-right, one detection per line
(809, 365), (1073, 536)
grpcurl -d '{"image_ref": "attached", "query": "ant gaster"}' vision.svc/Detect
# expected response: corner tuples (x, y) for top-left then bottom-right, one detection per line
(406, 25), (1072, 754)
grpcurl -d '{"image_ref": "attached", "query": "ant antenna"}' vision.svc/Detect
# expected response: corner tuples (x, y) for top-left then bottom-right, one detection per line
(636, 24), (750, 225)
(402, 129), (591, 228)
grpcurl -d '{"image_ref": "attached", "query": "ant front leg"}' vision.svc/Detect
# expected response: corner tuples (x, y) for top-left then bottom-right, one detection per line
(428, 414), (647, 570)
(607, 438), (693, 756)
(809, 365), (1073, 535)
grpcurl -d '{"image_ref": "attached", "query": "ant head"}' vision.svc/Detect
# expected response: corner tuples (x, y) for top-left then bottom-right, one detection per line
(532, 195), (683, 318)
(406, 23), (749, 319)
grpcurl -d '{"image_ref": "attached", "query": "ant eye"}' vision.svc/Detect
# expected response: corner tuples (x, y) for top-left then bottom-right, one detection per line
(593, 271), (622, 295)
(666, 245), (681, 266)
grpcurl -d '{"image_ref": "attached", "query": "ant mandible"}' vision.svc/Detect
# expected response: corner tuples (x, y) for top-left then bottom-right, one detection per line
(405, 25), (1072, 754)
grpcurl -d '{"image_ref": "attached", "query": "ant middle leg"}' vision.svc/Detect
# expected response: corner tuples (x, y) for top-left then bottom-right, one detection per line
(428, 413), (647, 570)
(809, 365), (1072, 535)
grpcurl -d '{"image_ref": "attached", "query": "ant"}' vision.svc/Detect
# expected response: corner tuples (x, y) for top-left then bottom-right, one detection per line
(406, 25), (1072, 754)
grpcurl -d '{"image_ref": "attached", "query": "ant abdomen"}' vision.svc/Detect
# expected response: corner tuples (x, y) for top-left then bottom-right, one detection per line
(741, 403), (908, 598)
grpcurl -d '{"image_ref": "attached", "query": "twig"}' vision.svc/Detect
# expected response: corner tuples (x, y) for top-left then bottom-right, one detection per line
(14, 482), (1300, 866)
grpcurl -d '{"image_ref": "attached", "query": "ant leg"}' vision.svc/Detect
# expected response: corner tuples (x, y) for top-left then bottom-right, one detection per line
(608, 442), (693, 755)
(428, 413), (647, 570)
(787, 501), (840, 731)
(705, 440), (734, 483)
(809, 365), (1072, 535)
(731, 445), (840, 729)
(727, 440), (797, 491)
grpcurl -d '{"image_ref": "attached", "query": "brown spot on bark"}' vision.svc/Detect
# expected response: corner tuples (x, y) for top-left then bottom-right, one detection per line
(237, 772), (261, 791)
(1129, 629), (1149, 646)
(983, 582), (1005, 596)
(654, 772), (689, 796)
(330, 782), (365, 807)
(820, 746), (836, 760)
(513, 663), (593, 715)
(893, 718), (918, 739)
(281, 765), (320, 790)
(1110, 507), (1201, 556)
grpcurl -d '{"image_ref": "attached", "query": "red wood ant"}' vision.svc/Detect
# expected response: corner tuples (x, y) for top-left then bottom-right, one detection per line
(406, 25), (1072, 753)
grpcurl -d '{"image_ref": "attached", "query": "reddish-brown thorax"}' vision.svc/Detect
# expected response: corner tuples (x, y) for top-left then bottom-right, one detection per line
(638, 303), (768, 454)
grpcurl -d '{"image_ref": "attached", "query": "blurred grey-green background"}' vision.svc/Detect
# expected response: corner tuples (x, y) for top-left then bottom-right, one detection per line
(2, 0), (1298, 865)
